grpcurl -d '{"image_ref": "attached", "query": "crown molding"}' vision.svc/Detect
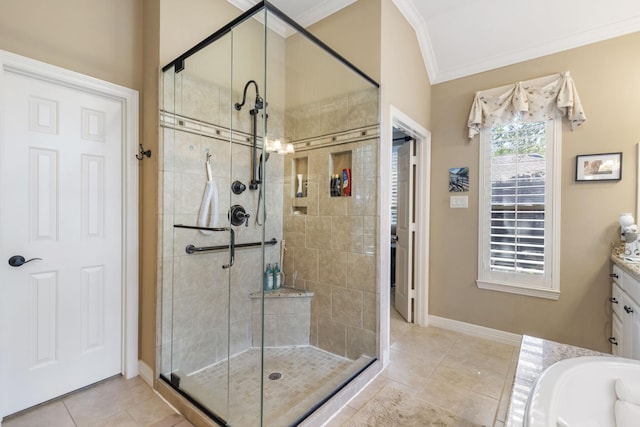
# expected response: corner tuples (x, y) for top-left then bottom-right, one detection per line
(391, 0), (640, 84)
(435, 14), (640, 83)
(390, 0), (437, 83)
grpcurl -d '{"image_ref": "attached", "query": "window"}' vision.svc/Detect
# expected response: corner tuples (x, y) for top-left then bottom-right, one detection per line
(477, 116), (561, 299)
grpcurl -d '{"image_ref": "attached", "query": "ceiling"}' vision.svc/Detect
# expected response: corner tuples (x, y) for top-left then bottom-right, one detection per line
(228, 0), (640, 84)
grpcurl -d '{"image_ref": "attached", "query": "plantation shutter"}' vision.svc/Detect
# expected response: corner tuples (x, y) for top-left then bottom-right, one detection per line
(489, 121), (547, 275)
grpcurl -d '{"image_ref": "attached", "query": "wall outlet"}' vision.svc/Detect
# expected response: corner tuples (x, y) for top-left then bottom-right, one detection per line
(450, 195), (468, 208)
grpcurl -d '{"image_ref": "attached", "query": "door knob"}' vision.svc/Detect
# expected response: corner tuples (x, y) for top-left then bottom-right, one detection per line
(8, 255), (42, 267)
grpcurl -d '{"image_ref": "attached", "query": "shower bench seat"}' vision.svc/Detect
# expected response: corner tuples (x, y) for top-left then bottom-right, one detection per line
(249, 287), (314, 347)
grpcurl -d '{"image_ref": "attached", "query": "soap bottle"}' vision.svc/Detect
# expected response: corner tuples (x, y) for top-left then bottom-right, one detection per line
(264, 263), (273, 291)
(273, 263), (281, 289)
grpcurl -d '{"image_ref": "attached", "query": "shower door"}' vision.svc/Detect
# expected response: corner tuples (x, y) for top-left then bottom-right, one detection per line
(160, 9), (275, 426)
(160, 3), (380, 426)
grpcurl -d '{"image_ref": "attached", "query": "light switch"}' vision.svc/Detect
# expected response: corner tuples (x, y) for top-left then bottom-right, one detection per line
(450, 195), (468, 208)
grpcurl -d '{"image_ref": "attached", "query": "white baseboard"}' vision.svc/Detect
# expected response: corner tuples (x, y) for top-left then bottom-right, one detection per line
(428, 315), (522, 347)
(138, 360), (154, 388)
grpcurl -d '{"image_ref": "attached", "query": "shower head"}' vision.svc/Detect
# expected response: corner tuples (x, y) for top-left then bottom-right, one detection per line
(260, 152), (270, 163)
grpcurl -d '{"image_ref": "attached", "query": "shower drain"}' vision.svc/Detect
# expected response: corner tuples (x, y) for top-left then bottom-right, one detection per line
(268, 372), (283, 381)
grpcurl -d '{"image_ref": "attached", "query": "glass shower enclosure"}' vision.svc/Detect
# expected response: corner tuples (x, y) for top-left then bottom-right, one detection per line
(160, 2), (380, 425)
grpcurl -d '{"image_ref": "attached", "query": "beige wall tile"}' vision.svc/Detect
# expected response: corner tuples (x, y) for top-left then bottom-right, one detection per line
(363, 291), (377, 332)
(317, 316), (346, 356)
(348, 177), (377, 216)
(306, 281), (332, 318)
(319, 193), (348, 216)
(276, 313), (310, 345)
(346, 326), (376, 359)
(294, 247), (319, 282)
(309, 314), (318, 346)
(347, 253), (376, 292)
(331, 287), (363, 328)
(306, 216), (332, 249)
(331, 216), (364, 252)
(318, 249), (347, 287)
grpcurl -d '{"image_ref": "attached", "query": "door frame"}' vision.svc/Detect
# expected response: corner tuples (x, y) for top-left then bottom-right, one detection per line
(0, 50), (139, 409)
(379, 105), (430, 364)
(391, 107), (430, 326)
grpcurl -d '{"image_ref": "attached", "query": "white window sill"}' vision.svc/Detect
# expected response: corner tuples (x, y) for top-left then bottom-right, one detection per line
(476, 279), (560, 300)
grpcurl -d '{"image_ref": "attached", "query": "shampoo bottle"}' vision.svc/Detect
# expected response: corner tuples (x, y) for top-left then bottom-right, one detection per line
(264, 263), (273, 291)
(342, 168), (351, 196)
(273, 263), (281, 289)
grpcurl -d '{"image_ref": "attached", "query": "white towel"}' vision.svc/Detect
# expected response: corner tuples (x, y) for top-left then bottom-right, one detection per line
(615, 399), (640, 427)
(615, 379), (640, 406)
(197, 180), (218, 234)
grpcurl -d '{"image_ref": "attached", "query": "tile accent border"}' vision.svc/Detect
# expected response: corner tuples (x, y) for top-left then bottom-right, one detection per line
(428, 315), (522, 347)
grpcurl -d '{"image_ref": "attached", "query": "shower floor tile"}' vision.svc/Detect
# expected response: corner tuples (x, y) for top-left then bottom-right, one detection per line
(177, 346), (366, 427)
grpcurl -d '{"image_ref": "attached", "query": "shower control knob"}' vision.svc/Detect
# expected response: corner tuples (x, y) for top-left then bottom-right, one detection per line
(232, 181), (246, 195)
(229, 205), (250, 227)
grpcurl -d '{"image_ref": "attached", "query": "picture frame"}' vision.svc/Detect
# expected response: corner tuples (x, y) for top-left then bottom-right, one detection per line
(449, 167), (469, 192)
(576, 152), (622, 182)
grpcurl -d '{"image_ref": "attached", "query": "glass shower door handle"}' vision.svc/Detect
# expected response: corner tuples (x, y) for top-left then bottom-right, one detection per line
(223, 228), (235, 269)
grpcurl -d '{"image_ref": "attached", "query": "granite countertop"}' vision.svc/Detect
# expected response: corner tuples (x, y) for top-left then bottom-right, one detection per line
(506, 336), (607, 426)
(248, 287), (313, 299)
(610, 243), (640, 280)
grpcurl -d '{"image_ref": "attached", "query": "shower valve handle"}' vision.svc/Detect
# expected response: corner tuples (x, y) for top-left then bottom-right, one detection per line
(229, 205), (250, 227)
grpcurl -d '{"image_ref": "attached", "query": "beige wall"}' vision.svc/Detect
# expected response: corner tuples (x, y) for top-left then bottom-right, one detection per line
(141, 0), (161, 370)
(430, 32), (640, 352)
(160, 0), (241, 66)
(381, 0), (431, 129)
(0, 0), (143, 90)
(305, 0), (381, 83)
(0, 0), (153, 363)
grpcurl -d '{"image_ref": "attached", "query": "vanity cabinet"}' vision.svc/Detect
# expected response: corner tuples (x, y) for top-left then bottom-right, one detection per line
(609, 264), (640, 358)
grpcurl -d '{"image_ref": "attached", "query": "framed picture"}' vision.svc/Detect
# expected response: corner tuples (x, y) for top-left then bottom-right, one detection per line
(449, 167), (469, 192)
(576, 152), (622, 182)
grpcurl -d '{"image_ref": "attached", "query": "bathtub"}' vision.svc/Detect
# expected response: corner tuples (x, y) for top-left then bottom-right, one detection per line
(525, 356), (640, 427)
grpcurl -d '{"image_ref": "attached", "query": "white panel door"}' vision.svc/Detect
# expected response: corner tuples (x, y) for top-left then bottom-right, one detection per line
(0, 69), (123, 416)
(394, 140), (414, 322)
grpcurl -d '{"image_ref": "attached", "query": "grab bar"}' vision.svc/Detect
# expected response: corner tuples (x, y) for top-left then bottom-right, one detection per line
(185, 237), (277, 255)
(174, 224), (235, 268)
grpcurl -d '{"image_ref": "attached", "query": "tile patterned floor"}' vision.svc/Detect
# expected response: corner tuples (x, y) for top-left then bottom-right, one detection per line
(327, 303), (519, 427)
(3, 302), (518, 427)
(179, 346), (367, 427)
(2, 376), (192, 427)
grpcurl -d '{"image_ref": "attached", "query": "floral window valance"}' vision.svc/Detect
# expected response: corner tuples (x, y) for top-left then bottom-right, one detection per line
(467, 71), (586, 139)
